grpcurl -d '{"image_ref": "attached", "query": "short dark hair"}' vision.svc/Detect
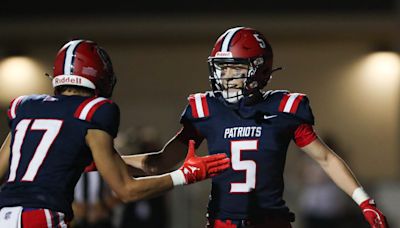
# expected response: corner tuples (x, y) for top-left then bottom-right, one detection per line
(54, 85), (95, 96)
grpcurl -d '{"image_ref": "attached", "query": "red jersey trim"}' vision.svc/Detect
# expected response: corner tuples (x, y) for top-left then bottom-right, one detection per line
(84, 162), (97, 172)
(188, 93), (210, 118)
(294, 124), (317, 147)
(8, 95), (26, 120)
(279, 93), (304, 114)
(74, 97), (111, 121)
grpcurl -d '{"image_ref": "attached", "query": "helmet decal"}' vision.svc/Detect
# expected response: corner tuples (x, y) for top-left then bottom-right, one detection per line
(221, 27), (244, 52)
(63, 40), (84, 75)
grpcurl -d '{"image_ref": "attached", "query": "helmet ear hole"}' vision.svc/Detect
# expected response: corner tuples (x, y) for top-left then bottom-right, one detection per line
(248, 81), (258, 89)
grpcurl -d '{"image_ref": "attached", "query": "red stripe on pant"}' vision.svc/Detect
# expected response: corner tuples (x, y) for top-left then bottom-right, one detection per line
(21, 209), (69, 228)
(22, 209), (48, 228)
(207, 218), (292, 228)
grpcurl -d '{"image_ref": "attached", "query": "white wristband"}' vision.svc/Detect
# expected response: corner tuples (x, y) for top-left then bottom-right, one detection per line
(170, 170), (186, 186)
(352, 187), (370, 205)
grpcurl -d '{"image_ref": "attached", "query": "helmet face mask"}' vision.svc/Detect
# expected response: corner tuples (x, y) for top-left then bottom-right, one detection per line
(52, 39), (116, 98)
(208, 27), (275, 103)
(209, 60), (250, 103)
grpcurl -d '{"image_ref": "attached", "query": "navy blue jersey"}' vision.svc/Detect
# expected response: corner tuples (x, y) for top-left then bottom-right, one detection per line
(0, 94), (119, 220)
(180, 91), (316, 220)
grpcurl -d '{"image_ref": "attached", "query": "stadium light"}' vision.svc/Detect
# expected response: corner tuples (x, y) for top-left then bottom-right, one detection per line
(0, 56), (51, 105)
(359, 51), (400, 91)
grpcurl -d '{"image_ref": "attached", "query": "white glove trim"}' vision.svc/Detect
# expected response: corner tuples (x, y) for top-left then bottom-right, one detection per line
(352, 187), (370, 205)
(170, 170), (186, 186)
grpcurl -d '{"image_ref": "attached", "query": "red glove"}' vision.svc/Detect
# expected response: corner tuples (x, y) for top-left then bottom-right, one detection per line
(360, 199), (389, 228)
(170, 140), (230, 185)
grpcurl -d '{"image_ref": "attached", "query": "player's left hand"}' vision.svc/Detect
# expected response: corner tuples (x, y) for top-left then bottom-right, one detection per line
(179, 140), (230, 184)
(360, 199), (389, 228)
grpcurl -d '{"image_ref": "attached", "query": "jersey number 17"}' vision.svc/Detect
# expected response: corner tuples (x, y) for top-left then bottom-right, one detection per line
(8, 119), (63, 182)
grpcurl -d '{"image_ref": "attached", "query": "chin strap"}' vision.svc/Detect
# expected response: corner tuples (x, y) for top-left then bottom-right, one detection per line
(222, 90), (243, 103)
(271, 67), (283, 74)
(243, 90), (263, 106)
(44, 73), (54, 80)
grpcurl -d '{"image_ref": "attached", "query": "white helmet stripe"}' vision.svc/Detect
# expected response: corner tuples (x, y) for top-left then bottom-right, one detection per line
(64, 40), (84, 75)
(221, 27), (244, 52)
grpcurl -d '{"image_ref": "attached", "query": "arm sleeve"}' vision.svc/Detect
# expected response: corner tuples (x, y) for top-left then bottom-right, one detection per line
(180, 104), (192, 122)
(176, 120), (205, 148)
(89, 102), (120, 138)
(293, 124), (317, 147)
(295, 95), (315, 125)
(6, 95), (27, 127)
(177, 104), (205, 148)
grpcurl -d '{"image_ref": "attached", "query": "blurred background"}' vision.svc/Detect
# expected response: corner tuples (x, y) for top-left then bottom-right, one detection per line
(0, 0), (399, 227)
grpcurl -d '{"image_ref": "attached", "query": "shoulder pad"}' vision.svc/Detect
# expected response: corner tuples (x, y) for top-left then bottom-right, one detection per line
(74, 97), (113, 122)
(74, 97), (120, 138)
(264, 90), (290, 97)
(278, 93), (314, 124)
(278, 92), (305, 114)
(262, 90), (289, 101)
(7, 95), (28, 120)
(187, 93), (210, 119)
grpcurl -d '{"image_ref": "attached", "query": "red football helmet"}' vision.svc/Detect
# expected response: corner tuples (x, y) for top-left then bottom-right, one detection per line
(208, 27), (279, 102)
(52, 39), (116, 98)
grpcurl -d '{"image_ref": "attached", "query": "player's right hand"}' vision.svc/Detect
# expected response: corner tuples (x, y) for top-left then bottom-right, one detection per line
(173, 140), (230, 185)
(360, 199), (389, 228)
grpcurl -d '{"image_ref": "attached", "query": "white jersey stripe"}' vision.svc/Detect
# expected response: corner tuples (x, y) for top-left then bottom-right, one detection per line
(194, 94), (205, 118)
(64, 40), (83, 75)
(221, 27), (244, 52)
(44, 209), (52, 228)
(283, 93), (300, 113)
(79, 97), (108, 120)
(10, 96), (26, 119)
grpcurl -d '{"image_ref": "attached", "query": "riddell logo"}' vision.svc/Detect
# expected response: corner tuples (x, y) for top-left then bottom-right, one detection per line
(54, 76), (82, 85)
(215, 52), (232, 57)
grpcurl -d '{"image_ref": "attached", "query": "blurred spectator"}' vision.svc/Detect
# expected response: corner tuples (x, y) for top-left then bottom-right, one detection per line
(298, 135), (364, 228)
(72, 171), (116, 228)
(115, 126), (168, 228)
(374, 181), (400, 227)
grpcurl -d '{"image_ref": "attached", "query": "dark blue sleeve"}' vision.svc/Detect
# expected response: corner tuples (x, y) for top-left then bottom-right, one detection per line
(180, 104), (193, 124)
(179, 92), (211, 123)
(6, 95), (29, 128)
(296, 96), (315, 125)
(178, 104), (204, 147)
(89, 102), (120, 138)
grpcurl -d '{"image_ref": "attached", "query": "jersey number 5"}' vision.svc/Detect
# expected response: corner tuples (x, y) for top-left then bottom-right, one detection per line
(230, 140), (258, 193)
(8, 119), (63, 182)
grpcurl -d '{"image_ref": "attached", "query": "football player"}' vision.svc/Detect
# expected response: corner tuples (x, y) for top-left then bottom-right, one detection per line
(0, 40), (230, 228)
(122, 27), (389, 228)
